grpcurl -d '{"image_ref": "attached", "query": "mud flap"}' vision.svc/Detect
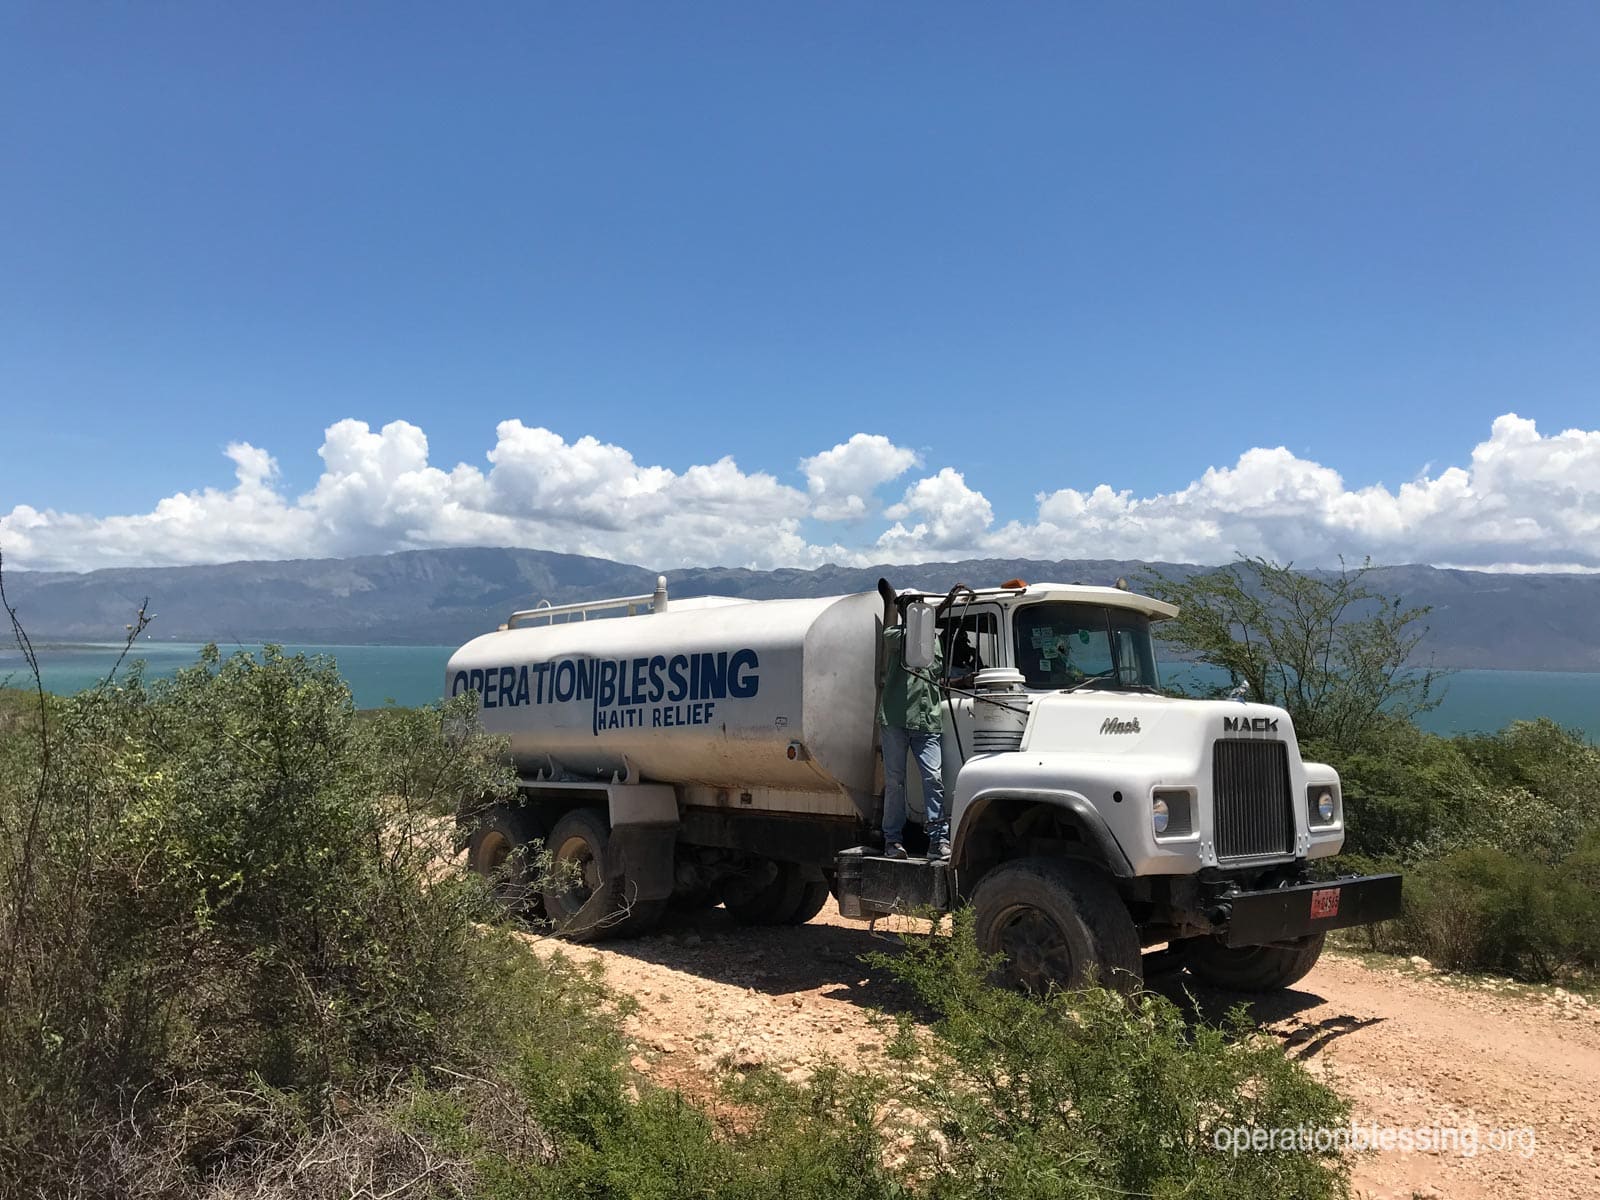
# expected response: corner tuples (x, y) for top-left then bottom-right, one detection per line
(606, 822), (678, 903)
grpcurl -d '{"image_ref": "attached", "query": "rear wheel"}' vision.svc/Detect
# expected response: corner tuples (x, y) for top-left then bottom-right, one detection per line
(1183, 932), (1325, 992)
(673, 887), (722, 911)
(541, 807), (665, 941)
(466, 805), (543, 918)
(971, 858), (1142, 994)
(722, 860), (812, 925)
(789, 878), (831, 925)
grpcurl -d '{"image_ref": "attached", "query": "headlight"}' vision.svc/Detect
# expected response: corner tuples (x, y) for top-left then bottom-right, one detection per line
(1150, 789), (1193, 838)
(1307, 785), (1338, 826)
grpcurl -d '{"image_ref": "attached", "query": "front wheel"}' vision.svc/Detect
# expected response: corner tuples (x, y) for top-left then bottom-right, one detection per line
(1183, 932), (1325, 992)
(971, 858), (1142, 994)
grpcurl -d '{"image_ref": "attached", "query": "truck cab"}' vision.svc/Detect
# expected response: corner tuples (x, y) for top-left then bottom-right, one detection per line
(836, 580), (1400, 993)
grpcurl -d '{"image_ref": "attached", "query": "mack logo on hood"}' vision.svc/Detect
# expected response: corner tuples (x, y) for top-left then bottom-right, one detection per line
(1224, 715), (1279, 733)
(1100, 717), (1141, 735)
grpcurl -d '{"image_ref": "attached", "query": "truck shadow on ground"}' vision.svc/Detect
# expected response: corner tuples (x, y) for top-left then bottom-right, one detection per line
(599, 904), (1368, 1050)
(610, 905), (936, 1020)
(1148, 974), (1387, 1058)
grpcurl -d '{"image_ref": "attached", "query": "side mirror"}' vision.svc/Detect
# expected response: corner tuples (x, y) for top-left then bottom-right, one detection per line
(903, 601), (937, 671)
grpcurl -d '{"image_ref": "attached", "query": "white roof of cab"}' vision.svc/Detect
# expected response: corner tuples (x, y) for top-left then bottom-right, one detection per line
(1017, 583), (1178, 620)
(901, 581), (1177, 621)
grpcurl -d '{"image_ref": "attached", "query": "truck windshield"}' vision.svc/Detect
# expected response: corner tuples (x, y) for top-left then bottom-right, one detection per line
(1012, 603), (1161, 691)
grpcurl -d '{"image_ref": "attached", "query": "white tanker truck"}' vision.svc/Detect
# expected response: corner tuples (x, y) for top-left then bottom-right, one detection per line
(448, 576), (1401, 993)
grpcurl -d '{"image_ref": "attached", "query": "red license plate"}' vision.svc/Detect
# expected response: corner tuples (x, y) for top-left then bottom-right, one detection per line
(1310, 887), (1341, 920)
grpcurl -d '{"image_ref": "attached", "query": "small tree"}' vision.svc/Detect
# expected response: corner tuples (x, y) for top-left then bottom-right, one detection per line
(1145, 558), (1444, 751)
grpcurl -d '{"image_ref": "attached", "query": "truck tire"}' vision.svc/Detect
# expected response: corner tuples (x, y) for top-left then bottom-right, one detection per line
(541, 807), (665, 942)
(673, 887), (721, 911)
(789, 878), (831, 925)
(466, 805), (543, 919)
(1182, 932), (1325, 992)
(971, 858), (1142, 994)
(722, 860), (808, 925)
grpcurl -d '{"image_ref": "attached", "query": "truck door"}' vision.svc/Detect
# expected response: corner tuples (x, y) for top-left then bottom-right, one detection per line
(905, 606), (1003, 819)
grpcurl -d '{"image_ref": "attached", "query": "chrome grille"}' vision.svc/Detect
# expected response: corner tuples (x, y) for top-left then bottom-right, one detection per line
(1212, 739), (1295, 859)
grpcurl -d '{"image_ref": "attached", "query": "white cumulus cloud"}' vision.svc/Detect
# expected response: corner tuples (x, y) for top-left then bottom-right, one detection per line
(800, 434), (920, 521)
(877, 468), (996, 558)
(3, 411), (1599, 573)
(1000, 413), (1600, 570)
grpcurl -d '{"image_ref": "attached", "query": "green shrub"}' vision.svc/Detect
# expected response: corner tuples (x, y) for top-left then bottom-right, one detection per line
(1323, 716), (1600, 981)
(1451, 719), (1598, 861)
(876, 917), (1352, 1200)
(0, 645), (518, 1197)
(1329, 716), (1596, 866)
(1359, 846), (1600, 979)
(1562, 833), (1600, 967)
(1314, 716), (1477, 860)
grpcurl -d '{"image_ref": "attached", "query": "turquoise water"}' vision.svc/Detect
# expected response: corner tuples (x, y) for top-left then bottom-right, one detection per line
(4, 641), (1598, 740)
(2, 642), (457, 711)
(1161, 664), (1600, 740)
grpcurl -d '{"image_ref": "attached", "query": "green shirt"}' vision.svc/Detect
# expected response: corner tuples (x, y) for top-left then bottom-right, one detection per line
(878, 624), (945, 733)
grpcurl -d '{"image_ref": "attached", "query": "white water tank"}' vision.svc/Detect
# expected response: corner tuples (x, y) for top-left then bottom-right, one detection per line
(446, 592), (883, 810)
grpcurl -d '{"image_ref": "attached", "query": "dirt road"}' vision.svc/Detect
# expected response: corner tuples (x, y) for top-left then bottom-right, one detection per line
(521, 900), (1600, 1200)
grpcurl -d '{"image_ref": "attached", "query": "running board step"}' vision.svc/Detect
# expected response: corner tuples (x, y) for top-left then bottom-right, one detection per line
(834, 849), (954, 919)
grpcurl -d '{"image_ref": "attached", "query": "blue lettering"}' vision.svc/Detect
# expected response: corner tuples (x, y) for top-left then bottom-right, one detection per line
(574, 659), (595, 702)
(598, 660), (617, 707)
(698, 652), (728, 700)
(631, 657), (649, 704)
(498, 666), (516, 706)
(515, 666), (530, 706)
(728, 649), (759, 699)
(667, 655), (688, 701)
(452, 670), (468, 697)
(468, 668), (485, 700)
(554, 660), (576, 702)
(483, 668), (499, 708)
(647, 655), (666, 702)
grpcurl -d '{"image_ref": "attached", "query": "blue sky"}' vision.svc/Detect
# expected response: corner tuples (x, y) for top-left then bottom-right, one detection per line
(2, 3), (1598, 573)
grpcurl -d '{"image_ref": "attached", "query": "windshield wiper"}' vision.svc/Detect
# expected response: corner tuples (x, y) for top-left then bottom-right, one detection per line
(1063, 676), (1158, 695)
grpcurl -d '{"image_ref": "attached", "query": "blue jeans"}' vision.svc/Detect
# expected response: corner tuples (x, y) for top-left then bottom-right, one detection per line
(881, 725), (946, 845)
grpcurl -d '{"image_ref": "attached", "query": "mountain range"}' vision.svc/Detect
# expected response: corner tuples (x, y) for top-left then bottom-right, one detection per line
(5, 547), (1598, 671)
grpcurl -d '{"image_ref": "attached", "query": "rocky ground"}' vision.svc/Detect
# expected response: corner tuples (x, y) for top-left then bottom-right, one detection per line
(518, 901), (1600, 1200)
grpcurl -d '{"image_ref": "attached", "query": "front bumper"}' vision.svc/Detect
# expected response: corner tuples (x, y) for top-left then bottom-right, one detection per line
(1222, 873), (1403, 948)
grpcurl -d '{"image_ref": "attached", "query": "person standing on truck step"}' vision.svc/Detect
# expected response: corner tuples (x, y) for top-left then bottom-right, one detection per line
(879, 604), (949, 860)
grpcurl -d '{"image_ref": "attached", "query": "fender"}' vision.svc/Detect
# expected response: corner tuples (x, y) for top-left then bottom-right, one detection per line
(953, 787), (1135, 880)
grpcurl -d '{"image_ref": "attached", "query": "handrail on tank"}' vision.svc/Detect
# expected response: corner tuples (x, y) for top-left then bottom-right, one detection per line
(505, 576), (669, 629)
